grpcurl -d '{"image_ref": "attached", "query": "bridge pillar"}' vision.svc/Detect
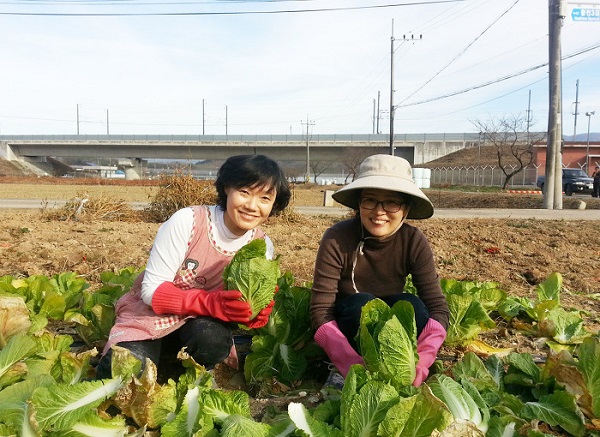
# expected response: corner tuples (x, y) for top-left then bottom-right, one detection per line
(1, 141), (19, 161)
(118, 158), (144, 180)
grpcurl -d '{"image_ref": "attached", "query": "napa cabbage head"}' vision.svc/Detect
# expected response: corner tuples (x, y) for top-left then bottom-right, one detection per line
(357, 299), (418, 389)
(223, 239), (279, 319)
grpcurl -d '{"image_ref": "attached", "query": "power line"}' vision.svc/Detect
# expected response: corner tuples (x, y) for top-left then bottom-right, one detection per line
(0, 0), (466, 16)
(397, 41), (600, 109)
(397, 0), (521, 105)
(402, 48), (597, 121)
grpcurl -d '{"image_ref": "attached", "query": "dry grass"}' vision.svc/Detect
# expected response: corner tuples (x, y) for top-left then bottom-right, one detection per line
(34, 174), (224, 224)
(143, 173), (218, 223)
(40, 192), (140, 222)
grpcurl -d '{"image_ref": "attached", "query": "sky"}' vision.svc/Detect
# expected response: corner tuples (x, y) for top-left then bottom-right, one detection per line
(0, 0), (598, 137)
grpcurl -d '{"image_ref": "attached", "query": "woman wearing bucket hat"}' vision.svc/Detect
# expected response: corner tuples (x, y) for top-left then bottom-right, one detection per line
(311, 154), (449, 387)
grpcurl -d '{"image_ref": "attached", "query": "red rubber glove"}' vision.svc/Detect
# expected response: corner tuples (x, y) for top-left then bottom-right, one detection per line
(314, 320), (364, 377)
(243, 285), (278, 329)
(151, 281), (251, 323)
(413, 318), (447, 387)
(245, 300), (275, 329)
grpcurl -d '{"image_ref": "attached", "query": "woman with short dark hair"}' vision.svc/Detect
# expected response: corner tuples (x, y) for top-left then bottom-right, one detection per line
(97, 154), (290, 379)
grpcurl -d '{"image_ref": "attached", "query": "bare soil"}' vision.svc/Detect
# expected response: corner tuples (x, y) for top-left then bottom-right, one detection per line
(1, 178), (599, 323)
(1, 177), (598, 297)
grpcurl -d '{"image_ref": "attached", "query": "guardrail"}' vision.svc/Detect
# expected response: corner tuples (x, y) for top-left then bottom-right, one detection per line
(431, 165), (542, 187)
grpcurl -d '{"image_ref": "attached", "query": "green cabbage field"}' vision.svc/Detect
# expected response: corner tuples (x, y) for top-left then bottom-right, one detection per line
(1, 268), (600, 436)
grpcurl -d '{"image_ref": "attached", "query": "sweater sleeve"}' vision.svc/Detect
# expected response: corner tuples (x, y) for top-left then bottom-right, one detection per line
(140, 208), (194, 305)
(310, 225), (348, 330)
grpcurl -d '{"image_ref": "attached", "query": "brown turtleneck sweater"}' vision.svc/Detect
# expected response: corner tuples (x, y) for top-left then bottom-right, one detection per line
(310, 217), (449, 330)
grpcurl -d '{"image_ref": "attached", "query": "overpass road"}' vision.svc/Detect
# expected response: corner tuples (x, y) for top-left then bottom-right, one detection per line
(1, 133), (481, 180)
(1, 199), (598, 220)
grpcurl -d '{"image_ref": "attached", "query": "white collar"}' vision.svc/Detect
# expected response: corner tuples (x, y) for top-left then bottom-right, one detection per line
(209, 206), (253, 253)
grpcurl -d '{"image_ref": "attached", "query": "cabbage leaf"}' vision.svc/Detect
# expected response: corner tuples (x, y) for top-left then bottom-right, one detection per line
(288, 402), (343, 437)
(223, 239), (279, 319)
(0, 295), (31, 348)
(578, 336), (600, 419)
(429, 374), (488, 434)
(377, 385), (453, 436)
(31, 377), (124, 431)
(243, 281), (318, 384)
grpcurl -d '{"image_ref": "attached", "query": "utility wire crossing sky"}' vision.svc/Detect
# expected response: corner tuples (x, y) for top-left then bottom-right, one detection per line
(0, 0), (598, 136)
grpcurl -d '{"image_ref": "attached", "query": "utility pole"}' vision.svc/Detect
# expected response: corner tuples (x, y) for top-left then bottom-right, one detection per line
(202, 99), (205, 135)
(526, 90), (532, 146)
(376, 91), (381, 134)
(544, 0), (565, 210)
(76, 104), (80, 135)
(225, 105), (228, 135)
(389, 19), (422, 156)
(586, 111), (595, 171)
(572, 79), (580, 143)
(301, 116), (315, 183)
(372, 98), (376, 134)
(106, 109), (109, 135)
(389, 21), (395, 155)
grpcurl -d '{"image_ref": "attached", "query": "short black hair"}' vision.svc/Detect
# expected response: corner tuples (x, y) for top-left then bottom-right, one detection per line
(215, 154), (291, 216)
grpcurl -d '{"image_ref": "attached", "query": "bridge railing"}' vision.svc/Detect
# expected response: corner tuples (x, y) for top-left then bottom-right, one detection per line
(0, 132), (486, 143)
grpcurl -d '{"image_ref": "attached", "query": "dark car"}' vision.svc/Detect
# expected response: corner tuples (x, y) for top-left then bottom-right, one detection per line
(536, 168), (594, 196)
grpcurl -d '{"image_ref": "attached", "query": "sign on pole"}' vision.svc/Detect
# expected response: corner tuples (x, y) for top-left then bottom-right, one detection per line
(571, 7), (600, 21)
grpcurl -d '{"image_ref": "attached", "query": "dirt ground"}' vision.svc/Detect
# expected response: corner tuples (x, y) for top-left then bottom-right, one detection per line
(1, 176), (599, 320)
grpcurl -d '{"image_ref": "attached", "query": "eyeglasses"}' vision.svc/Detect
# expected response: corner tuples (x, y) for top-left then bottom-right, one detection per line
(359, 197), (405, 213)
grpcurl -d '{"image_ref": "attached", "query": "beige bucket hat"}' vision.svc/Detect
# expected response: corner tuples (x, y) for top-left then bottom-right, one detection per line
(332, 154), (434, 219)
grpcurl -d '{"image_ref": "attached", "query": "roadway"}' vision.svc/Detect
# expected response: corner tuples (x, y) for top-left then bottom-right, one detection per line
(1, 199), (598, 220)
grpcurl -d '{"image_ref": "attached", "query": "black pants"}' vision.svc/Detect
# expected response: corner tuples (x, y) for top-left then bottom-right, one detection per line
(96, 317), (233, 380)
(334, 292), (429, 351)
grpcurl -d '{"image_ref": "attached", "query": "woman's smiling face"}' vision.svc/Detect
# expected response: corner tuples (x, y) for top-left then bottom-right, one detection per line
(358, 188), (409, 238)
(223, 184), (276, 236)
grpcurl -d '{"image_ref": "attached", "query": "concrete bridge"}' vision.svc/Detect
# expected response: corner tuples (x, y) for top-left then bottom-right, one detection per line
(1, 133), (480, 179)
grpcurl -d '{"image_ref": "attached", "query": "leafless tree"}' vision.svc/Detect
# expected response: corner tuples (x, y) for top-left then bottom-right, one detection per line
(310, 160), (332, 182)
(278, 161), (305, 183)
(341, 147), (374, 183)
(472, 115), (545, 189)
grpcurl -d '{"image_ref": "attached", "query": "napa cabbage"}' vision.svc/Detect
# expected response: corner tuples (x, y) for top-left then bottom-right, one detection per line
(428, 374), (489, 434)
(223, 238), (280, 319)
(243, 278), (319, 384)
(357, 298), (418, 389)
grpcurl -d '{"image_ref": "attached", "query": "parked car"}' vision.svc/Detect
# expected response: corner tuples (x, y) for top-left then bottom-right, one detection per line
(536, 168), (594, 196)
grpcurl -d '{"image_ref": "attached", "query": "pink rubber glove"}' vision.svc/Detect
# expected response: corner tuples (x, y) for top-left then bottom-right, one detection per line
(151, 282), (251, 323)
(413, 318), (447, 387)
(314, 320), (364, 377)
(244, 300), (275, 329)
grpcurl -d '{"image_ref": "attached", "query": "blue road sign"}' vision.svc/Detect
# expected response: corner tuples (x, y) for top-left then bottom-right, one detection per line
(571, 7), (600, 21)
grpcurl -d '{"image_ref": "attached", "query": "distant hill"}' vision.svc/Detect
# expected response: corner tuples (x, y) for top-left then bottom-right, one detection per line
(564, 132), (600, 142)
(421, 145), (507, 168)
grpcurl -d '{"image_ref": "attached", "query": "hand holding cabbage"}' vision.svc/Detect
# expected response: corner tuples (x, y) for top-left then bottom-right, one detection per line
(222, 239), (280, 326)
